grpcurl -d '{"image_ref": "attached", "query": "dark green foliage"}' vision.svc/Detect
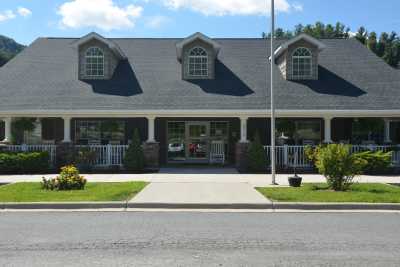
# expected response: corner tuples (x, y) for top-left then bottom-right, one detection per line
(354, 150), (392, 174)
(248, 132), (267, 172)
(123, 129), (145, 172)
(75, 147), (97, 172)
(42, 165), (87, 191)
(263, 21), (350, 39)
(0, 151), (50, 174)
(11, 118), (37, 144)
(0, 35), (25, 67)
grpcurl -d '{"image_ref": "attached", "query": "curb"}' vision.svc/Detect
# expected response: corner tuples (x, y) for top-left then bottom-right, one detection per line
(1, 202), (126, 210)
(1, 201), (400, 210)
(271, 202), (400, 210)
(126, 203), (273, 210)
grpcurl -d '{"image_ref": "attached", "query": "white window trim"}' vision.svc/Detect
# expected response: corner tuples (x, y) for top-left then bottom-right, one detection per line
(187, 46), (209, 78)
(291, 47), (313, 80)
(85, 47), (105, 78)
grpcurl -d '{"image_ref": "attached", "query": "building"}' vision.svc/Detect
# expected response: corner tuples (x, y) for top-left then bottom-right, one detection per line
(0, 32), (399, 169)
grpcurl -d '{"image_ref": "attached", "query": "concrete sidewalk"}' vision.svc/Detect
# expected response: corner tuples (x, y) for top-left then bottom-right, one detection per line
(130, 182), (271, 205)
(1, 169), (399, 187)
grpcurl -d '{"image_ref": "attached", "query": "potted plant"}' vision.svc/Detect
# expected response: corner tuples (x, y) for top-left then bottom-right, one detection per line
(288, 152), (302, 187)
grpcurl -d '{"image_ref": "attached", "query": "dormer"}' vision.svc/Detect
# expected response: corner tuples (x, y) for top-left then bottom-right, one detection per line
(274, 33), (326, 81)
(73, 32), (126, 80)
(176, 32), (221, 80)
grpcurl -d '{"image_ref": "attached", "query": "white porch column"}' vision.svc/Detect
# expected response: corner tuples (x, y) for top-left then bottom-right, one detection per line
(62, 117), (71, 143)
(384, 119), (391, 143)
(1, 117), (12, 143)
(147, 116), (156, 142)
(323, 116), (333, 143)
(240, 117), (249, 143)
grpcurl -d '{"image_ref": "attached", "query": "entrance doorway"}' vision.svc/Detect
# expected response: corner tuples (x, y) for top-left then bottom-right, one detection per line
(167, 121), (229, 163)
(187, 122), (208, 160)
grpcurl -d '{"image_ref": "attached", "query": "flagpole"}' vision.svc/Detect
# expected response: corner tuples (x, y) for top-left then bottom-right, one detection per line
(270, 0), (277, 185)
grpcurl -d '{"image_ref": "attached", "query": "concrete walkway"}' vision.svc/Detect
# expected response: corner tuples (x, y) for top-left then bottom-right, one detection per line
(130, 182), (270, 205)
(0, 168), (399, 187)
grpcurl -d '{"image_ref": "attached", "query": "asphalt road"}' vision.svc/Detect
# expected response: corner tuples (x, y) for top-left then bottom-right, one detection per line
(0, 211), (399, 267)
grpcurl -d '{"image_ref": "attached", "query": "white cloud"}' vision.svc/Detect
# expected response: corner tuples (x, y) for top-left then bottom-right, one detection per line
(145, 15), (170, 29)
(0, 10), (16, 22)
(17, 7), (32, 17)
(58, 0), (143, 31)
(292, 3), (303, 12)
(159, 0), (302, 16)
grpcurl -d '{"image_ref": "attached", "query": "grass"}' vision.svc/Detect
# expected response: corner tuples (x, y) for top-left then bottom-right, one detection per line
(256, 183), (400, 203)
(0, 182), (148, 202)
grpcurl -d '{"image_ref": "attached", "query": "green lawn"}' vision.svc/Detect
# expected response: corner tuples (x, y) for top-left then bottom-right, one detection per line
(0, 182), (148, 202)
(256, 183), (400, 203)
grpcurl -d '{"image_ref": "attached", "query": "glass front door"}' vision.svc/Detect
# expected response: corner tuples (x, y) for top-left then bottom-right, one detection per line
(167, 121), (229, 163)
(187, 122), (208, 160)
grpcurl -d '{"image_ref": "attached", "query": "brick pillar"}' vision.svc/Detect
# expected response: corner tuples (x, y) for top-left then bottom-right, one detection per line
(235, 142), (249, 173)
(56, 142), (75, 170)
(143, 142), (159, 171)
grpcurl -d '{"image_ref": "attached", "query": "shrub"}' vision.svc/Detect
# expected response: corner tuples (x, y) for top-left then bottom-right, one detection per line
(0, 151), (50, 174)
(314, 144), (366, 191)
(123, 129), (145, 172)
(354, 150), (392, 173)
(42, 165), (86, 191)
(75, 147), (97, 172)
(248, 132), (267, 172)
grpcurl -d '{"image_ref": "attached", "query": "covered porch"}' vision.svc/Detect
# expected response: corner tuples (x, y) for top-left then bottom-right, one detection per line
(1, 113), (400, 169)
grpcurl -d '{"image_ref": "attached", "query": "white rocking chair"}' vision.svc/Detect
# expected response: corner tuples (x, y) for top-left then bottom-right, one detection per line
(210, 140), (225, 165)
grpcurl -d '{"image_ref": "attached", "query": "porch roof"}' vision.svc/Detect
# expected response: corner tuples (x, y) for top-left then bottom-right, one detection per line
(0, 37), (400, 113)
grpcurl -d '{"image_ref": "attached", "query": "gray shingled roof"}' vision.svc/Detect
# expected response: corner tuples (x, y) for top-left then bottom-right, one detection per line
(0, 37), (399, 111)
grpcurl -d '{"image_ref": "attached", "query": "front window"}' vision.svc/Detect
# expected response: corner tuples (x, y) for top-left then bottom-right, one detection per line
(75, 120), (125, 145)
(276, 119), (321, 145)
(85, 47), (104, 77)
(292, 47), (312, 79)
(188, 47), (208, 77)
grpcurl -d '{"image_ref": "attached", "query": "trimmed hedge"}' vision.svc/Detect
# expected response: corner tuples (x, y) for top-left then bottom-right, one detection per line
(0, 151), (50, 174)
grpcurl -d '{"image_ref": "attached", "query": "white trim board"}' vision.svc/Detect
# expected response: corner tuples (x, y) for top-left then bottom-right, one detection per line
(1, 109), (400, 118)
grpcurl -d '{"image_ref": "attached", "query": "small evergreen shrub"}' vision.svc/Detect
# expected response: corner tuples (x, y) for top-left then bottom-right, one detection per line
(75, 147), (97, 172)
(248, 132), (268, 172)
(123, 129), (145, 172)
(0, 151), (50, 174)
(314, 144), (366, 191)
(42, 165), (86, 191)
(354, 150), (392, 174)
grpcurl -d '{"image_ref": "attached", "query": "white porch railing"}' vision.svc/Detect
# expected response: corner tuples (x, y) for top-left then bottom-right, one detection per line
(76, 145), (129, 166)
(263, 145), (400, 169)
(4, 144), (57, 165)
(263, 145), (313, 169)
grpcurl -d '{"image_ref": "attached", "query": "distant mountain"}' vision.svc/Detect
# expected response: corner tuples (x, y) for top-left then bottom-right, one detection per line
(0, 35), (25, 67)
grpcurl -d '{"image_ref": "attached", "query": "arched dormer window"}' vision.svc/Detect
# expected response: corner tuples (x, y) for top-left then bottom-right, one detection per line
(188, 47), (208, 77)
(85, 47), (104, 77)
(292, 47), (312, 79)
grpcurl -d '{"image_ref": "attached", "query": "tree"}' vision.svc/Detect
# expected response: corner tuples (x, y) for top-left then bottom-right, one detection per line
(367, 32), (378, 55)
(355, 27), (368, 45)
(123, 129), (145, 172)
(248, 132), (267, 172)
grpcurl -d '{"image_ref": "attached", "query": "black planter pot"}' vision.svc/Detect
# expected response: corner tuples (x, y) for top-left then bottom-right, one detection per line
(288, 175), (302, 187)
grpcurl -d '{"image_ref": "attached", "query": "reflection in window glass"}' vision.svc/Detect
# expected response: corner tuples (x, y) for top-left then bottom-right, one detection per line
(295, 121), (321, 145)
(210, 122), (228, 138)
(167, 122), (185, 161)
(75, 120), (125, 145)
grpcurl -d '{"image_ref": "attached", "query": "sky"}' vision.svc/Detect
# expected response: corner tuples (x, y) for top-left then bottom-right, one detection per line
(0, 0), (399, 45)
